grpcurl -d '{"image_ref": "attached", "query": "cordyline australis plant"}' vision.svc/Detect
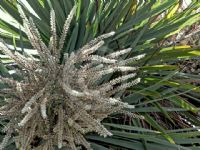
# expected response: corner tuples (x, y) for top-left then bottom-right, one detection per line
(0, 5), (144, 150)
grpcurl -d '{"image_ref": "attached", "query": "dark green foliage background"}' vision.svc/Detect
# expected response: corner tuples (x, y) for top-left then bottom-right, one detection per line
(0, 0), (200, 149)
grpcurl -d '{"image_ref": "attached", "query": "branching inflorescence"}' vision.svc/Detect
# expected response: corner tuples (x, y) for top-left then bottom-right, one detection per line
(0, 5), (144, 150)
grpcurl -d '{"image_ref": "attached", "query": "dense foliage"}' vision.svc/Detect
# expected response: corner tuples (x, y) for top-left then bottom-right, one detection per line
(0, 0), (200, 149)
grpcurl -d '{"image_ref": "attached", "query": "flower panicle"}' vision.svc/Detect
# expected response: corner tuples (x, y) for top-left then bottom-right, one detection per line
(0, 4), (144, 150)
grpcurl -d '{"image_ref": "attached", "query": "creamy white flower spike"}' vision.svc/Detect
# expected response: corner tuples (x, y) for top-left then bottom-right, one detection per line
(0, 5), (144, 150)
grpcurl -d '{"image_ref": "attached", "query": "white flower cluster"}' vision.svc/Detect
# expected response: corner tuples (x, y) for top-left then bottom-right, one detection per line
(0, 5), (144, 150)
